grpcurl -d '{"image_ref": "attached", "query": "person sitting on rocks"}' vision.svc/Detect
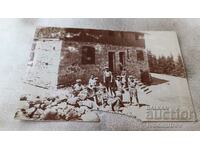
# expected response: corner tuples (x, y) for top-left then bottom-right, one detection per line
(88, 74), (96, 89)
(128, 75), (139, 106)
(93, 77), (104, 106)
(111, 92), (124, 112)
(72, 79), (85, 96)
(100, 87), (109, 107)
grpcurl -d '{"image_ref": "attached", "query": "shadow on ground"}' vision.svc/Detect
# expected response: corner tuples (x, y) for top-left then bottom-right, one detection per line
(150, 76), (169, 85)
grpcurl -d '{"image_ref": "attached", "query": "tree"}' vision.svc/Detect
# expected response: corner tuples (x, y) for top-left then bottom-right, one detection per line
(147, 50), (186, 77)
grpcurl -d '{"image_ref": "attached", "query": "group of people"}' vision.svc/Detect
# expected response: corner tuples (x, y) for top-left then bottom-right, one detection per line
(103, 67), (139, 105)
(71, 67), (140, 111)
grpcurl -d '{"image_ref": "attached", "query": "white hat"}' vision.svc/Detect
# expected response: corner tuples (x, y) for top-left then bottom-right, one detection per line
(116, 91), (122, 97)
(116, 75), (121, 78)
(94, 77), (99, 80)
(129, 75), (133, 78)
(76, 79), (82, 82)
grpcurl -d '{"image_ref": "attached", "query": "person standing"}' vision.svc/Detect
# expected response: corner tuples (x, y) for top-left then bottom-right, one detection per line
(128, 76), (139, 106)
(121, 68), (128, 89)
(103, 67), (113, 94)
(115, 75), (124, 101)
(93, 77), (103, 106)
(110, 77), (117, 97)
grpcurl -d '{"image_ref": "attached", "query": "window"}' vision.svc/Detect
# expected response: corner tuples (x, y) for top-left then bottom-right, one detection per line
(137, 50), (144, 61)
(81, 46), (95, 64)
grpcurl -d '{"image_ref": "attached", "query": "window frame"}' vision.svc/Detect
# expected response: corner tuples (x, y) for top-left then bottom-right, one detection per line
(136, 50), (145, 61)
(81, 46), (96, 65)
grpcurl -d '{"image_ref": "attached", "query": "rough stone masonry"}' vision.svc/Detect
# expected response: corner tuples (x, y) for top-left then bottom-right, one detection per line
(26, 27), (151, 89)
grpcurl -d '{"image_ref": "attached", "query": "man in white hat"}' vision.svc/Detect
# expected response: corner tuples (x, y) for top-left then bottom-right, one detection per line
(103, 67), (113, 94)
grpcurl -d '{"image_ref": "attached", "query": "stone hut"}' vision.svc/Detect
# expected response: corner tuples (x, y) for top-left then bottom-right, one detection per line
(26, 27), (151, 89)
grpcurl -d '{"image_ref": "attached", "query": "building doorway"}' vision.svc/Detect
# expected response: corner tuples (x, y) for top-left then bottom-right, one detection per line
(108, 52), (116, 72)
(119, 52), (125, 72)
(119, 52), (125, 65)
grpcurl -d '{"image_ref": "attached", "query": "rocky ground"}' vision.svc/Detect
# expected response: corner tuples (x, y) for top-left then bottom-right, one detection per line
(15, 93), (102, 122)
(15, 73), (195, 122)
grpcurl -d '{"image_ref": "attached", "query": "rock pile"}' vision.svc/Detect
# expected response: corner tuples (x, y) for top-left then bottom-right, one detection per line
(15, 95), (100, 121)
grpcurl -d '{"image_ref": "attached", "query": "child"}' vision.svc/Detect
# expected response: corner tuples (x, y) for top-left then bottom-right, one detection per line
(114, 76), (124, 102)
(93, 77), (104, 106)
(100, 87), (109, 107)
(121, 69), (128, 89)
(111, 92), (124, 112)
(88, 74), (96, 89)
(128, 76), (139, 106)
(72, 79), (85, 96)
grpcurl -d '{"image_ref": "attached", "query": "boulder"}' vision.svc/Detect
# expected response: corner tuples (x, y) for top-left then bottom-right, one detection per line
(34, 104), (41, 108)
(28, 101), (35, 108)
(63, 105), (75, 114)
(43, 100), (51, 106)
(78, 100), (92, 108)
(22, 102), (30, 109)
(59, 94), (68, 100)
(43, 108), (59, 120)
(81, 112), (100, 122)
(65, 109), (79, 121)
(50, 101), (58, 107)
(15, 110), (27, 119)
(40, 104), (46, 110)
(67, 97), (80, 105)
(26, 107), (36, 115)
(54, 98), (63, 104)
(57, 108), (65, 117)
(35, 108), (44, 115)
(20, 95), (27, 101)
(74, 107), (87, 116)
(47, 97), (56, 102)
(57, 102), (67, 109)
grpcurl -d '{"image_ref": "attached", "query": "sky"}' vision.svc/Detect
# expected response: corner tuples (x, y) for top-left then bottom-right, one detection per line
(144, 31), (181, 59)
(0, 19), (183, 70)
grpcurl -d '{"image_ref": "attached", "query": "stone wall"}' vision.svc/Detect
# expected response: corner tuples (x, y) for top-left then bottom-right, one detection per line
(58, 41), (107, 86)
(58, 41), (150, 87)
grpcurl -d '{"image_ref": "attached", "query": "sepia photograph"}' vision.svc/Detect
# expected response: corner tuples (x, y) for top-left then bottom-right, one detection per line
(15, 27), (196, 122)
(0, 1), (200, 149)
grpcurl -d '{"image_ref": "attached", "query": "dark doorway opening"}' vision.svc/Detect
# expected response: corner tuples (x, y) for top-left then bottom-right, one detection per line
(119, 52), (125, 65)
(119, 52), (125, 72)
(108, 52), (115, 72)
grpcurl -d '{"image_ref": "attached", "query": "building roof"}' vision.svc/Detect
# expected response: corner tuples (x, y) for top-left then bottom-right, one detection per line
(34, 27), (145, 48)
